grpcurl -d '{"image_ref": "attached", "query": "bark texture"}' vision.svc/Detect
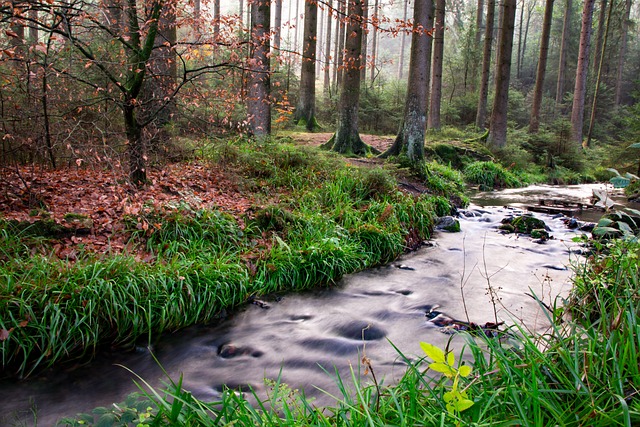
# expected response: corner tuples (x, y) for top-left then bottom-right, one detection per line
(294, 0), (318, 130)
(427, 0), (445, 131)
(487, 0), (516, 149)
(570, 0), (595, 146)
(475, 0), (495, 129)
(529, 0), (554, 134)
(247, 0), (272, 139)
(323, 0), (377, 155)
(614, 0), (631, 105)
(382, 0), (434, 164)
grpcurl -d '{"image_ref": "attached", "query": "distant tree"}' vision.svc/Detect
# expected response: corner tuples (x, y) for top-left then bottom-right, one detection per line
(570, 0), (596, 146)
(294, 0), (318, 130)
(427, 0), (444, 131)
(360, 0), (368, 82)
(369, 0), (379, 86)
(323, 0), (333, 94)
(397, 0), (409, 80)
(614, 0), (631, 105)
(247, 0), (272, 138)
(487, 0), (517, 148)
(529, 0), (554, 133)
(333, 0), (346, 89)
(476, 0), (496, 129)
(322, 0), (377, 155)
(555, 0), (573, 109)
(381, 0), (434, 165)
(273, 0), (283, 52)
(592, 0), (607, 76)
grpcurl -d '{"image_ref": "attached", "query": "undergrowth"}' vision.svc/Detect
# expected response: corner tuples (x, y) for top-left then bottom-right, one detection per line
(0, 138), (458, 378)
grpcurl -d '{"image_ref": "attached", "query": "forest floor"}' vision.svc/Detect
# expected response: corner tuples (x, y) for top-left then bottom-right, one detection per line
(0, 133), (396, 259)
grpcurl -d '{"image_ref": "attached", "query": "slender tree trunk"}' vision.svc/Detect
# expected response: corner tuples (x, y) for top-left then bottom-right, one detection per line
(592, 0), (607, 76)
(248, 0), (272, 138)
(273, 0), (282, 52)
(521, 1), (534, 77)
(555, 0), (572, 108)
(323, 0), (377, 155)
(397, 0), (409, 80)
(487, 0), (517, 148)
(382, 0), (434, 163)
(317, 1), (324, 76)
(324, 0), (333, 94)
(427, 0), (445, 131)
(570, 0), (595, 146)
(239, 0), (243, 25)
(529, 0), (554, 133)
(476, 0), (485, 44)
(334, 0), (346, 89)
(294, 0), (318, 130)
(213, 0), (221, 38)
(476, 0), (495, 129)
(614, 0), (631, 105)
(294, 0), (300, 53)
(586, 0), (613, 147)
(516, 0), (524, 78)
(361, 0), (369, 82)
(369, 0), (379, 87)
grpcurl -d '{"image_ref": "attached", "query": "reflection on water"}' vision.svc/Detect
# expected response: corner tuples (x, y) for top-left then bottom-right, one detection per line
(4, 184), (628, 426)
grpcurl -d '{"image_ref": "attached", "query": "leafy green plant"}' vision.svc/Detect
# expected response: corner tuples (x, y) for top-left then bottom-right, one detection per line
(421, 342), (474, 418)
(463, 161), (522, 190)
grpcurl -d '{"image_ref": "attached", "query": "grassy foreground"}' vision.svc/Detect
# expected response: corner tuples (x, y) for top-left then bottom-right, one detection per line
(0, 138), (462, 378)
(59, 238), (640, 427)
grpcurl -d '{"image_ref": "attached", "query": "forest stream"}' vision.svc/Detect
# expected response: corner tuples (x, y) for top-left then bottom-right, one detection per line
(2, 183), (634, 427)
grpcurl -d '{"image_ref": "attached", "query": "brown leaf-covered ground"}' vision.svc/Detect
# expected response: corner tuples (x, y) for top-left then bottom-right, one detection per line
(0, 134), (396, 258)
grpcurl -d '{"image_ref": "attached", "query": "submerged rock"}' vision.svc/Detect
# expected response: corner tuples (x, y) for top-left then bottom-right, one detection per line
(500, 215), (548, 235)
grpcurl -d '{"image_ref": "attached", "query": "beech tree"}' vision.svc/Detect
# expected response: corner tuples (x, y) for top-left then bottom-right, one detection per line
(293, 0), (318, 130)
(247, 0), (271, 138)
(570, 0), (595, 146)
(322, 0), (377, 155)
(487, 0), (517, 148)
(381, 0), (434, 165)
(529, 0), (554, 133)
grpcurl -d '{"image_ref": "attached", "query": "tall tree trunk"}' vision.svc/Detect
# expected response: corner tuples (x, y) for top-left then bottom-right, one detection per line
(427, 0), (445, 131)
(274, 0), (283, 52)
(516, 0), (524, 78)
(323, 0), (377, 155)
(592, 0), (607, 76)
(361, 0), (369, 82)
(317, 1), (324, 76)
(570, 0), (595, 146)
(324, 0), (333, 94)
(555, 0), (572, 108)
(614, 0), (631, 105)
(487, 0), (517, 149)
(397, 0), (409, 80)
(520, 1), (534, 77)
(529, 0), (555, 133)
(248, 0), (272, 138)
(334, 0), (346, 89)
(294, 0), (300, 53)
(294, 0), (318, 130)
(586, 0), (613, 147)
(369, 0), (379, 86)
(476, 0), (496, 129)
(476, 0), (485, 44)
(213, 0), (221, 38)
(239, 0), (243, 25)
(382, 0), (434, 164)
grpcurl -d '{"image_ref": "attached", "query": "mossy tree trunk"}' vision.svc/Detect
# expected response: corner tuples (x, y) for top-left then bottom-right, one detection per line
(322, 0), (378, 156)
(293, 0), (318, 131)
(381, 0), (434, 165)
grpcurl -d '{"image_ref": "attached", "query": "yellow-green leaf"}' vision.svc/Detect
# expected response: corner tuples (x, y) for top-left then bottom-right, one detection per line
(429, 362), (455, 377)
(447, 350), (455, 367)
(456, 398), (474, 412)
(420, 342), (446, 364)
(459, 364), (472, 377)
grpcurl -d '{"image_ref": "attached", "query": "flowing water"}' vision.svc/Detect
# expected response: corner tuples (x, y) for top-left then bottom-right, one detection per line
(1, 184), (635, 426)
